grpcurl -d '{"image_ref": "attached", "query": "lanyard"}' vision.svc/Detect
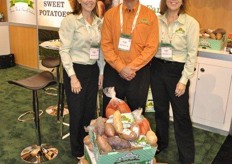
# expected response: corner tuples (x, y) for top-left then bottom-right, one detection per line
(161, 22), (178, 44)
(119, 3), (141, 34)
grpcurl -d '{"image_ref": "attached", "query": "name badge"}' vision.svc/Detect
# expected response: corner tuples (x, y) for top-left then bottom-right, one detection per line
(160, 43), (173, 58)
(89, 45), (100, 59)
(118, 33), (132, 51)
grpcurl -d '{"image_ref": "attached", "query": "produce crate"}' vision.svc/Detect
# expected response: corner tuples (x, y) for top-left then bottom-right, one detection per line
(84, 145), (156, 164)
(199, 35), (226, 51)
(85, 131), (157, 164)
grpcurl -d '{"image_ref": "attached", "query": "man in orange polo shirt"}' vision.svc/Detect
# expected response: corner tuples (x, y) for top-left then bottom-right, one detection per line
(101, 0), (159, 116)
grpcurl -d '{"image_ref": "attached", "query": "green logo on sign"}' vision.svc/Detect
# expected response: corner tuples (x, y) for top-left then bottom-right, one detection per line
(10, 0), (34, 9)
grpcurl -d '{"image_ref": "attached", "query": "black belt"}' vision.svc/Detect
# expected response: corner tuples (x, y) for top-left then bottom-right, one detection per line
(154, 58), (182, 64)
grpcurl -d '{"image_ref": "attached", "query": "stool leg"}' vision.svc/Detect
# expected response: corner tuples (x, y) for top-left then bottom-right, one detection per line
(56, 65), (60, 121)
(60, 83), (65, 118)
(60, 83), (70, 139)
(56, 82), (62, 122)
(33, 90), (41, 146)
(20, 90), (58, 163)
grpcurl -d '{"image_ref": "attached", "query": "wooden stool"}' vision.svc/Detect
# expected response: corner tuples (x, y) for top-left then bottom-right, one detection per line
(8, 71), (58, 163)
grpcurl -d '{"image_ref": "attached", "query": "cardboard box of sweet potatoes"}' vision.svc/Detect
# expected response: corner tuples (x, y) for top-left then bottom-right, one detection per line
(199, 28), (227, 51)
(83, 88), (158, 164)
(83, 111), (157, 163)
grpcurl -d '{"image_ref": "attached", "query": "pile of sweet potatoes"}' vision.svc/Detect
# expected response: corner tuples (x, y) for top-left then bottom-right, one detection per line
(84, 109), (158, 154)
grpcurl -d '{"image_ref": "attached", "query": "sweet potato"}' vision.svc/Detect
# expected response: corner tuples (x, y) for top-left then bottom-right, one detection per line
(213, 28), (226, 35)
(113, 110), (123, 134)
(146, 130), (158, 146)
(104, 123), (116, 137)
(107, 136), (131, 150)
(216, 33), (222, 40)
(87, 142), (94, 152)
(83, 135), (91, 145)
(210, 33), (216, 39)
(119, 129), (137, 141)
(96, 135), (112, 153)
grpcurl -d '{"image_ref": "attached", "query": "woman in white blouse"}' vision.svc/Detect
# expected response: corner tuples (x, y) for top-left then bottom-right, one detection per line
(59, 0), (104, 162)
(150, 0), (199, 164)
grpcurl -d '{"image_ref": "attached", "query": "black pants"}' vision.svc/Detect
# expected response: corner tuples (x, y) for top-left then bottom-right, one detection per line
(102, 63), (150, 117)
(150, 58), (195, 164)
(63, 63), (99, 157)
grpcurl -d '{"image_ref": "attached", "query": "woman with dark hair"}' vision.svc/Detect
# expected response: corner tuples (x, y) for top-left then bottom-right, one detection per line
(150, 0), (199, 164)
(59, 0), (104, 161)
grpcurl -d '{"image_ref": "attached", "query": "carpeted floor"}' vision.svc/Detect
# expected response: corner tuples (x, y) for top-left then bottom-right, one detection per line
(0, 66), (228, 164)
(212, 135), (232, 164)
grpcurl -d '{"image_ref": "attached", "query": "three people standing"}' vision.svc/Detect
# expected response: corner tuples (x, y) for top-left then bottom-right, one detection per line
(59, 0), (199, 164)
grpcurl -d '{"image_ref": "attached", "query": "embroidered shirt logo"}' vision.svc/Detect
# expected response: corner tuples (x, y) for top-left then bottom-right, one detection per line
(138, 18), (150, 25)
(175, 27), (185, 34)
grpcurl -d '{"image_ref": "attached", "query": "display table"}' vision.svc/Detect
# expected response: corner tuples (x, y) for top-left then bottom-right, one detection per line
(198, 48), (232, 62)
